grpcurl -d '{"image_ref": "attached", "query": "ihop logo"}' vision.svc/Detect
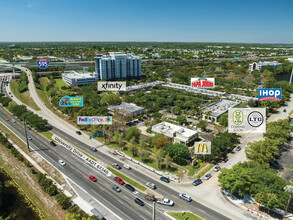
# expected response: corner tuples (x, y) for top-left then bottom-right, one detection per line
(258, 88), (282, 101)
(36, 59), (50, 69)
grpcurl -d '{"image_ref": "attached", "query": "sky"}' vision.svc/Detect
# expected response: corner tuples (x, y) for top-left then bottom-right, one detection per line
(0, 0), (292, 43)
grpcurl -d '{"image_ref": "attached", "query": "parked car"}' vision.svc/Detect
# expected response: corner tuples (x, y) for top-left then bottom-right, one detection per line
(112, 185), (121, 192)
(90, 147), (97, 152)
(114, 177), (124, 185)
(179, 193), (192, 202)
(235, 146), (241, 151)
(27, 126), (31, 130)
(27, 136), (32, 141)
(76, 131), (82, 135)
(112, 163), (121, 169)
(214, 165), (221, 172)
(222, 156), (228, 163)
(135, 198), (144, 206)
(89, 175), (97, 182)
(58, 160), (66, 166)
(283, 109), (287, 112)
(123, 164), (131, 170)
(146, 182), (156, 189)
(50, 141), (57, 146)
(125, 184), (135, 192)
(204, 173), (212, 180)
(160, 176), (170, 183)
(193, 179), (202, 186)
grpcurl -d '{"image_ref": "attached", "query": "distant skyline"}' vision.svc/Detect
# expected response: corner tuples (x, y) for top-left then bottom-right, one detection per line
(0, 0), (292, 43)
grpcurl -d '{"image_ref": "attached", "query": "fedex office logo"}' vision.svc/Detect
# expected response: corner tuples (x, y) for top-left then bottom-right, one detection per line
(77, 116), (112, 125)
(258, 88), (282, 101)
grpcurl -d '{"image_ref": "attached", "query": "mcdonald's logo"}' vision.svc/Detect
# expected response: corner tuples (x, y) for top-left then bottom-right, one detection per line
(194, 142), (211, 155)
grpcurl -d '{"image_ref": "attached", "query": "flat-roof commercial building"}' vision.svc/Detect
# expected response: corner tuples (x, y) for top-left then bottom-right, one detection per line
(151, 122), (198, 146)
(108, 102), (144, 117)
(202, 99), (239, 123)
(95, 52), (141, 80)
(62, 70), (98, 86)
(249, 61), (282, 71)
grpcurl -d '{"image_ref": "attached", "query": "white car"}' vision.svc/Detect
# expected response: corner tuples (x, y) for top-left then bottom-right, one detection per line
(179, 193), (192, 202)
(156, 198), (174, 206)
(58, 160), (66, 166)
(123, 164), (131, 170)
(146, 182), (156, 189)
(12, 119), (16, 123)
(27, 136), (32, 141)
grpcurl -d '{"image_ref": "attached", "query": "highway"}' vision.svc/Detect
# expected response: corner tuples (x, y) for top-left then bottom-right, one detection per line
(0, 105), (165, 220)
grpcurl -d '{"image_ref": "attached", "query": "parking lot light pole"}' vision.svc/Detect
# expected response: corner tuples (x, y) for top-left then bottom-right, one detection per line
(23, 118), (30, 152)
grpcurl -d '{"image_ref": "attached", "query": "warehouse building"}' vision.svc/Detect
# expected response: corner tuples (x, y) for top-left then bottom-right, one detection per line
(108, 102), (144, 117)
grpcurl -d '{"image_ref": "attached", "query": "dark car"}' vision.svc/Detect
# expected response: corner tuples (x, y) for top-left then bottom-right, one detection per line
(125, 184), (135, 192)
(193, 179), (202, 186)
(76, 131), (82, 135)
(160, 176), (170, 183)
(138, 118), (144, 122)
(222, 156), (228, 163)
(135, 198), (144, 206)
(50, 141), (57, 146)
(27, 126), (31, 130)
(283, 109), (287, 112)
(90, 147), (97, 152)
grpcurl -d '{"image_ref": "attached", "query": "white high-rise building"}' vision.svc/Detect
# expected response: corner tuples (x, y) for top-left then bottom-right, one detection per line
(94, 52), (141, 80)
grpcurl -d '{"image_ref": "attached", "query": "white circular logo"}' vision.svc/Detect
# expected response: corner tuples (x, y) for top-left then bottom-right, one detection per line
(247, 111), (264, 127)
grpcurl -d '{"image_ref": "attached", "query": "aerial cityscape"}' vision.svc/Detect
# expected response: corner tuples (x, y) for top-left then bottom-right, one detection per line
(0, 1), (293, 220)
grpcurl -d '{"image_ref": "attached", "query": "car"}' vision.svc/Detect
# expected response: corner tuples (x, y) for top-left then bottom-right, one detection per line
(27, 126), (31, 130)
(214, 165), (221, 172)
(114, 177), (124, 185)
(76, 131), (82, 135)
(179, 193), (192, 202)
(58, 160), (66, 166)
(112, 163), (121, 169)
(89, 175), (97, 182)
(156, 198), (174, 206)
(50, 141), (57, 146)
(112, 185), (121, 192)
(192, 179), (202, 186)
(204, 173), (212, 180)
(283, 109), (287, 112)
(12, 119), (16, 123)
(90, 147), (97, 152)
(4, 118), (9, 121)
(135, 198), (144, 206)
(125, 184), (135, 192)
(27, 136), (32, 141)
(138, 118), (144, 122)
(222, 156), (228, 163)
(235, 146), (241, 151)
(146, 182), (156, 189)
(160, 176), (170, 183)
(123, 164), (131, 170)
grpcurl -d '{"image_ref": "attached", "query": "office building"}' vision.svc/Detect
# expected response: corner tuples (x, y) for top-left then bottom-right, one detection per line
(62, 70), (98, 86)
(95, 52), (141, 80)
(151, 122), (198, 146)
(108, 102), (144, 117)
(249, 61), (282, 71)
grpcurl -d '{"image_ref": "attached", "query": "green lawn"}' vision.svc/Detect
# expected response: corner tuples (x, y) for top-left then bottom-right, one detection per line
(107, 167), (147, 191)
(168, 212), (203, 220)
(197, 164), (214, 178)
(55, 79), (69, 89)
(183, 162), (207, 177)
(39, 131), (53, 140)
(10, 80), (40, 111)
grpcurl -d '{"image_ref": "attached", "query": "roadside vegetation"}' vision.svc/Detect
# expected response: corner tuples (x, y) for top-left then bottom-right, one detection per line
(168, 211), (203, 220)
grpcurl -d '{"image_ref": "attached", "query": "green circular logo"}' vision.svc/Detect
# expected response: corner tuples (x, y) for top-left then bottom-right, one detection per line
(232, 110), (243, 125)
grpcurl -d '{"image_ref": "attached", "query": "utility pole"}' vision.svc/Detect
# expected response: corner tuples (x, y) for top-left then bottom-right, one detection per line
(289, 68), (293, 84)
(23, 118), (30, 152)
(152, 202), (156, 220)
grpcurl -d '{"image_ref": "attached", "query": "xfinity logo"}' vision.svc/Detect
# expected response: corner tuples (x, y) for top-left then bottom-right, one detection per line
(98, 81), (126, 91)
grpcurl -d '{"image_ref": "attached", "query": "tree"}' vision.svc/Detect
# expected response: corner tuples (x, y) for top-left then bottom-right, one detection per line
(114, 130), (124, 150)
(176, 115), (187, 125)
(284, 185), (293, 216)
(128, 137), (137, 157)
(165, 143), (190, 165)
(155, 149), (164, 169)
(138, 138), (147, 161)
(218, 113), (228, 127)
(152, 136), (171, 149)
(164, 153), (172, 169)
(125, 126), (141, 142)
(55, 193), (71, 210)
(197, 120), (208, 131)
(100, 93), (121, 106)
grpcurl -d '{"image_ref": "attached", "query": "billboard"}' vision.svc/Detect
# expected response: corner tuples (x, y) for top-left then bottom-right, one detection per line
(36, 59), (50, 69)
(191, 78), (215, 88)
(98, 81), (126, 91)
(194, 141), (211, 155)
(228, 108), (266, 133)
(77, 116), (112, 125)
(59, 96), (83, 107)
(258, 88), (282, 101)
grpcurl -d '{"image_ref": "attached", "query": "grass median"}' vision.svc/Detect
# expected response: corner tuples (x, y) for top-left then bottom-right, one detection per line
(167, 211), (204, 220)
(197, 164), (214, 179)
(107, 167), (147, 191)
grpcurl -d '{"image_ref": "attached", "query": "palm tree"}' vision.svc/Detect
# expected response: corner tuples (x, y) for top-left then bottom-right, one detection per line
(129, 137), (137, 157)
(284, 185), (293, 216)
(138, 139), (146, 161)
(164, 153), (172, 170)
(155, 149), (164, 169)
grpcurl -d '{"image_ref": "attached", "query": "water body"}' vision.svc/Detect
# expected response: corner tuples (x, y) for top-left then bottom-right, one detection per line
(0, 168), (41, 220)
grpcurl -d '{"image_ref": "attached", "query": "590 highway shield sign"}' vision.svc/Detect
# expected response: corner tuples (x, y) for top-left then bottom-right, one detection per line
(228, 108), (266, 133)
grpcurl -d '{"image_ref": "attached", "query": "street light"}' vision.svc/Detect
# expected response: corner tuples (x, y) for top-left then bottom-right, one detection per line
(23, 117), (30, 152)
